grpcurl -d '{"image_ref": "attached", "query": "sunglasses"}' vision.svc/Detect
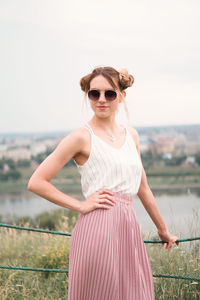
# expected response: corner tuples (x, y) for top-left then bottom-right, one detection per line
(88, 89), (117, 101)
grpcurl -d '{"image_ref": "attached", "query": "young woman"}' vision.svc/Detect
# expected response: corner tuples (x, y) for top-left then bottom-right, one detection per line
(28, 66), (179, 300)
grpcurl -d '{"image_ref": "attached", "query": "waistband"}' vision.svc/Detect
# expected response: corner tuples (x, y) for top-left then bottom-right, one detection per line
(112, 191), (133, 205)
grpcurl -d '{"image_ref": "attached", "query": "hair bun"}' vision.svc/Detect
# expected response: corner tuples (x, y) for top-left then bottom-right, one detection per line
(119, 69), (134, 89)
(80, 74), (91, 92)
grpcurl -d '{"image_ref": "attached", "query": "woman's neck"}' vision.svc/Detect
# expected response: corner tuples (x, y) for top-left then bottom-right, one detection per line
(89, 117), (121, 133)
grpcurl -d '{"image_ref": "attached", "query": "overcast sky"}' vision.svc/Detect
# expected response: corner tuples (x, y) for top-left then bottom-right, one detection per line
(0, 0), (200, 133)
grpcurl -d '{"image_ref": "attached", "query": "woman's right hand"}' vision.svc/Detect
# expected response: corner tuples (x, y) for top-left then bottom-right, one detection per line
(80, 189), (116, 214)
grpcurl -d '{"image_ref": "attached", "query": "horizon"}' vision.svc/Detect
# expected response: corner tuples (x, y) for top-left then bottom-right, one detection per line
(1, 122), (200, 136)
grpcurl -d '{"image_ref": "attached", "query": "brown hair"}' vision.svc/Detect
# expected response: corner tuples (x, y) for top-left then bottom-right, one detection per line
(80, 66), (134, 93)
(80, 66), (134, 121)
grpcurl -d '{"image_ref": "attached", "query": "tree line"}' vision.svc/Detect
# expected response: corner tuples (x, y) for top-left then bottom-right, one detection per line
(1, 148), (200, 181)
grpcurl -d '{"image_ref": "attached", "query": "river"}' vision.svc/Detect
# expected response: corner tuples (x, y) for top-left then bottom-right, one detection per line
(0, 187), (199, 239)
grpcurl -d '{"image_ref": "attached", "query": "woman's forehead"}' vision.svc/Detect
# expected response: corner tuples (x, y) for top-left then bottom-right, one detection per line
(90, 75), (117, 90)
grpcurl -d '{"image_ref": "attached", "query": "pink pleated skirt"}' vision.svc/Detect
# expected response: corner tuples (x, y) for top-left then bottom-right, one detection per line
(67, 191), (155, 300)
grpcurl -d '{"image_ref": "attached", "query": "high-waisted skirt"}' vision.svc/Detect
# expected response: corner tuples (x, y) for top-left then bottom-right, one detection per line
(67, 191), (155, 300)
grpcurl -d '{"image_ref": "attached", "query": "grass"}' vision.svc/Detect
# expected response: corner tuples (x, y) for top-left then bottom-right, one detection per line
(146, 165), (200, 176)
(145, 235), (200, 300)
(0, 209), (199, 299)
(0, 229), (69, 299)
(148, 175), (200, 186)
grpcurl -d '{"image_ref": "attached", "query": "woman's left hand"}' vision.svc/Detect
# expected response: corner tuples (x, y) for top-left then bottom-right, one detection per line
(157, 229), (179, 251)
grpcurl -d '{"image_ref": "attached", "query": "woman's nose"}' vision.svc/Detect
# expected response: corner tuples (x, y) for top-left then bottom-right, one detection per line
(98, 91), (106, 102)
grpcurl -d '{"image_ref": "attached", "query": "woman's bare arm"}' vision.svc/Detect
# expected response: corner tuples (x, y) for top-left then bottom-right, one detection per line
(128, 127), (179, 250)
(27, 128), (85, 213)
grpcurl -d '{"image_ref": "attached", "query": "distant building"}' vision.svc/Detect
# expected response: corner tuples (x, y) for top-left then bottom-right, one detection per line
(162, 152), (172, 160)
(6, 147), (31, 162)
(184, 141), (200, 155)
(30, 143), (47, 156)
(139, 135), (156, 153)
(3, 164), (10, 173)
(181, 156), (198, 167)
(150, 136), (175, 156)
(0, 145), (8, 159)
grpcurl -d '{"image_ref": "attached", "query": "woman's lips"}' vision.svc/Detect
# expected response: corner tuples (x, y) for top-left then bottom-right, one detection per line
(97, 106), (108, 110)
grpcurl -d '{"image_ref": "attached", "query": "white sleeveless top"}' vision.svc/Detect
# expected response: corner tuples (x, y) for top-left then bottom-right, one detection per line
(73, 123), (143, 199)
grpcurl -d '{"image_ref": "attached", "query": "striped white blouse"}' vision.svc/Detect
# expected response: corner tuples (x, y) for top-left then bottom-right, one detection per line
(73, 123), (143, 199)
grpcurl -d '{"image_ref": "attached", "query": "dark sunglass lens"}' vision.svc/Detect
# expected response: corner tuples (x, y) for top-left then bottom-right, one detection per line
(105, 90), (117, 101)
(88, 90), (100, 101)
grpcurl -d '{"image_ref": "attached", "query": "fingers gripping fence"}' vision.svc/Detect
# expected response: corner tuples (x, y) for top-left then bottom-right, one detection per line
(0, 223), (200, 282)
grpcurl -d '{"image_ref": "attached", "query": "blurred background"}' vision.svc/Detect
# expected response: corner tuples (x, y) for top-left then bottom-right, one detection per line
(0, 1), (200, 298)
(0, 0), (199, 237)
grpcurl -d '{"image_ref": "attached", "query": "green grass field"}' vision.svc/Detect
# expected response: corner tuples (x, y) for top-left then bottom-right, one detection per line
(0, 209), (199, 300)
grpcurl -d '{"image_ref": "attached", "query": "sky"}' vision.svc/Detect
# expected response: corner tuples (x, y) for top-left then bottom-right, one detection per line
(0, 0), (200, 133)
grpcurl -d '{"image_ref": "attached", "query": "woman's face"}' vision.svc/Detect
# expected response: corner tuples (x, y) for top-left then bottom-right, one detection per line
(88, 75), (125, 118)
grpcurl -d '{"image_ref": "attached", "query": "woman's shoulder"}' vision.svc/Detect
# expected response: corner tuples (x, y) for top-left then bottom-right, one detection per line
(49, 126), (90, 161)
(61, 125), (90, 148)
